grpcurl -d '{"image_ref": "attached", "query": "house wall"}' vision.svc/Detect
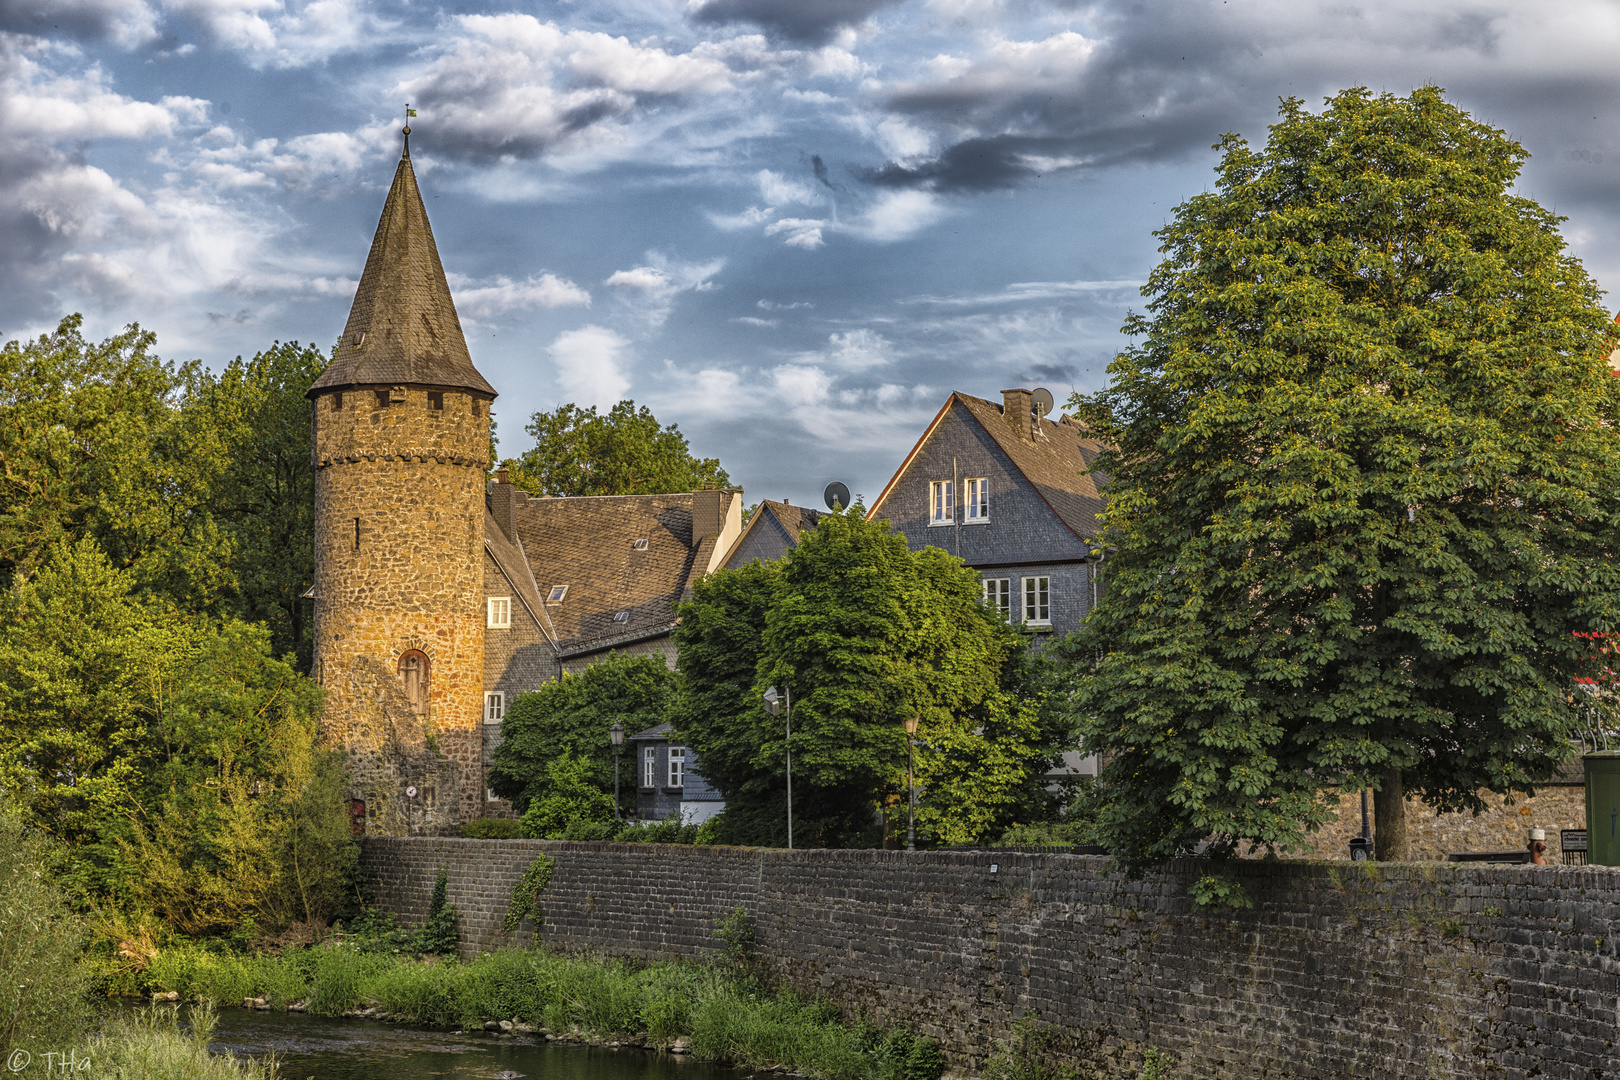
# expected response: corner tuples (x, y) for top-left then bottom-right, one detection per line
(726, 513), (796, 567)
(481, 551), (558, 701)
(876, 401), (1092, 633)
(360, 839), (1620, 1080)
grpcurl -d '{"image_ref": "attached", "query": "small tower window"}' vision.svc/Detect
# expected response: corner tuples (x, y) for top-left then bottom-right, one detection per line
(354, 518), (361, 551)
(428, 391), (444, 411)
(398, 650), (430, 717)
(333, 392), (343, 410)
(375, 390), (389, 409)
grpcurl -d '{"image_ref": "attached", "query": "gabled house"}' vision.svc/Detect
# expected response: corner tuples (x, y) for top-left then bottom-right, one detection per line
(868, 388), (1109, 637)
(722, 499), (825, 568)
(625, 722), (726, 824)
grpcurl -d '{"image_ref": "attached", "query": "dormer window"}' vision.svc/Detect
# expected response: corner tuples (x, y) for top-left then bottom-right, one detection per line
(631, 538), (648, 550)
(547, 586), (567, 604)
(613, 611), (629, 623)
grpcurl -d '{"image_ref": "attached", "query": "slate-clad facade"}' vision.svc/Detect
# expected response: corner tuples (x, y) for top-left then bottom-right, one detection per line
(627, 723), (726, 824)
(722, 500), (825, 569)
(869, 389), (1107, 638)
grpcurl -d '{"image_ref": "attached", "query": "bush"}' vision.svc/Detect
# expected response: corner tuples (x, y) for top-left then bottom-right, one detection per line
(90, 1005), (276, 1080)
(620, 813), (700, 844)
(416, 869), (460, 957)
(459, 818), (524, 839)
(0, 806), (90, 1053)
(519, 753), (616, 838)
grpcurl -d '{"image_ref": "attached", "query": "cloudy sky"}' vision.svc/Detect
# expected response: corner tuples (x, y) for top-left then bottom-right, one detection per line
(5, 0), (1620, 505)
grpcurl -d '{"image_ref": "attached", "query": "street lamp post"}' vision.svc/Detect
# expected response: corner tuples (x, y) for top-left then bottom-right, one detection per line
(904, 714), (919, 851)
(764, 686), (792, 849)
(609, 723), (625, 820)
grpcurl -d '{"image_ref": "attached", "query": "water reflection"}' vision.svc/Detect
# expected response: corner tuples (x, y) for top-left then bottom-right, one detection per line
(208, 1009), (732, 1080)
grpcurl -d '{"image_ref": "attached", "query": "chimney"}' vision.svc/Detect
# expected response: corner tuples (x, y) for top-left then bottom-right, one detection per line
(489, 470), (518, 542)
(1002, 388), (1034, 441)
(693, 487), (726, 540)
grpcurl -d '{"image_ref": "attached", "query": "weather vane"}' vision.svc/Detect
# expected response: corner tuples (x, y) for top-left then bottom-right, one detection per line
(403, 103), (416, 154)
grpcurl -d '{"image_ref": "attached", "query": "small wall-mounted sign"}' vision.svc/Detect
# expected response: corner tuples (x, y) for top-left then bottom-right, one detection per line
(406, 785), (418, 798)
(989, 863), (999, 874)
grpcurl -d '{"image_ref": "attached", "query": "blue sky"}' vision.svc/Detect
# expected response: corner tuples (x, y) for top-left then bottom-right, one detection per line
(5, 0), (1620, 506)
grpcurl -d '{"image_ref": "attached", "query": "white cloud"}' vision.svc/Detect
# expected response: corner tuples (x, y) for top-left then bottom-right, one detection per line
(398, 14), (737, 164)
(756, 168), (819, 205)
(848, 189), (945, 241)
(763, 216), (826, 248)
(772, 363), (832, 404)
(2, 0), (161, 47)
(900, 279), (1145, 306)
(161, 0), (394, 68)
(0, 44), (205, 141)
(794, 328), (892, 370)
(707, 205), (776, 231)
(549, 324), (631, 407)
(605, 253), (724, 325)
(450, 272), (591, 319)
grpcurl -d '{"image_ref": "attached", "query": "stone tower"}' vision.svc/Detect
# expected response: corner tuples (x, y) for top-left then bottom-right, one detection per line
(307, 128), (496, 835)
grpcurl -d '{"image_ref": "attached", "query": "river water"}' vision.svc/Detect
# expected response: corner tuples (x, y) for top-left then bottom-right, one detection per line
(208, 1009), (737, 1080)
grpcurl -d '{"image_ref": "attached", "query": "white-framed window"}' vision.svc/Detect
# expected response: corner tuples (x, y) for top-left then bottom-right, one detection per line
(484, 691), (505, 723)
(930, 480), (954, 525)
(547, 585), (568, 604)
(966, 478), (989, 522)
(643, 746), (656, 787)
(487, 596), (511, 628)
(1022, 576), (1050, 625)
(669, 746), (686, 787)
(983, 577), (1011, 616)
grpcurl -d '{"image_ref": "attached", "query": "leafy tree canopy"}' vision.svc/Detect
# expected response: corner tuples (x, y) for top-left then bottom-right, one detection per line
(504, 400), (730, 497)
(487, 653), (678, 815)
(1069, 87), (1620, 892)
(0, 316), (323, 665)
(0, 537), (353, 934)
(674, 508), (1068, 847)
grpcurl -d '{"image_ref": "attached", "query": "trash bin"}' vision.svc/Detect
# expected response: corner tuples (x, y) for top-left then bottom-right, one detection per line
(1583, 752), (1620, 866)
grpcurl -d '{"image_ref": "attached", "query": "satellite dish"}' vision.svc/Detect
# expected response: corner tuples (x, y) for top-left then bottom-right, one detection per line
(824, 481), (851, 511)
(1031, 387), (1054, 419)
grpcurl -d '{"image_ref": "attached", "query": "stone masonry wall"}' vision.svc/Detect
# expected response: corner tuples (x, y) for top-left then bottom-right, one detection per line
(1292, 786), (1588, 862)
(360, 838), (1620, 1080)
(311, 387), (491, 831)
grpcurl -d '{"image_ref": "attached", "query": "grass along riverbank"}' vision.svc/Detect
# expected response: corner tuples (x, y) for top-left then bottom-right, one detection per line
(141, 945), (944, 1080)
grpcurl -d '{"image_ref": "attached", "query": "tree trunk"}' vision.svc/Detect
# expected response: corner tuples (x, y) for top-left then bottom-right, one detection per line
(1373, 767), (1408, 861)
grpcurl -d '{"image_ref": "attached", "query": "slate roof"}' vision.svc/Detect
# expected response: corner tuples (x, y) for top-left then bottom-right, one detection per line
(512, 493), (704, 658)
(870, 392), (1108, 543)
(309, 137), (496, 398)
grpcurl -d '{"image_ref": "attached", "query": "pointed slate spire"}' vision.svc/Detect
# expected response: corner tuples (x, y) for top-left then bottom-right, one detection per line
(309, 128), (496, 398)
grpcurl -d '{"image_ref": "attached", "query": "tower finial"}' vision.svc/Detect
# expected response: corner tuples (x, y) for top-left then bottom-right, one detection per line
(402, 103), (417, 157)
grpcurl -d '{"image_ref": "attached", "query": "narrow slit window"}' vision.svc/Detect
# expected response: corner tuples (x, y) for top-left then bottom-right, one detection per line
(353, 518), (361, 551)
(333, 392), (343, 411)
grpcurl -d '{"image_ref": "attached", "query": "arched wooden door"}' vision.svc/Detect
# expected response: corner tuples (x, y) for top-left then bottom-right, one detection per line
(398, 650), (430, 716)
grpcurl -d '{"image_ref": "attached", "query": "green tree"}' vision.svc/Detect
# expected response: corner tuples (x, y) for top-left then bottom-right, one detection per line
(519, 753), (617, 838)
(0, 318), (321, 666)
(181, 341), (324, 667)
(0, 806), (89, 1054)
(504, 400), (730, 497)
(1069, 87), (1620, 889)
(0, 537), (353, 932)
(488, 653), (677, 814)
(674, 508), (1059, 847)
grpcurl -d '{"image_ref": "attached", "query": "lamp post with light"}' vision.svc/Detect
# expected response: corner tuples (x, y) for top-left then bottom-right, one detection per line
(609, 723), (625, 820)
(904, 714), (919, 851)
(763, 685), (792, 849)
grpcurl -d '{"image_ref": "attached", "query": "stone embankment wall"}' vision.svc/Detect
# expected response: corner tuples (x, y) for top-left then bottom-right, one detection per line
(1293, 785), (1588, 861)
(360, 838), (1620, 1080)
